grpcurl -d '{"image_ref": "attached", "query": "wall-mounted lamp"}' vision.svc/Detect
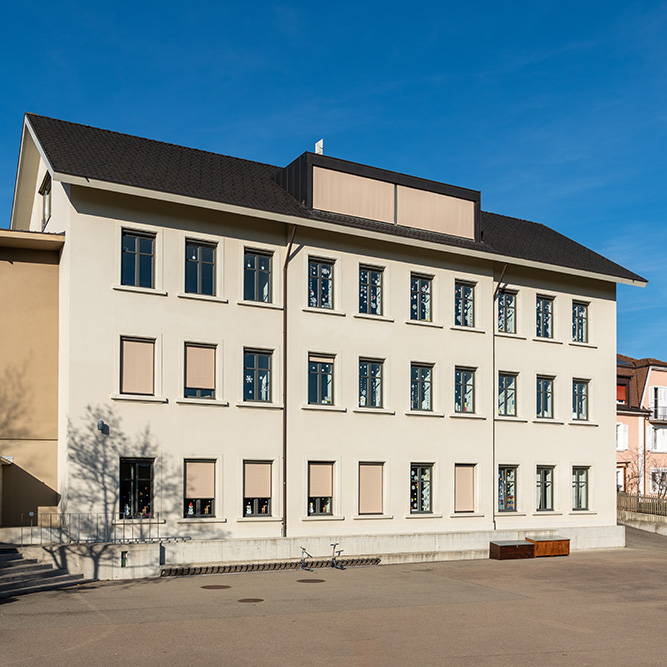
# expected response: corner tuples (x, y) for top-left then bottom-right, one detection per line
(97, 420), (109, 435)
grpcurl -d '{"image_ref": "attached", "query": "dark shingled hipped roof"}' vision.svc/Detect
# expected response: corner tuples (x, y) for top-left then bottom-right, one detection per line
(25, 113), (645, 284)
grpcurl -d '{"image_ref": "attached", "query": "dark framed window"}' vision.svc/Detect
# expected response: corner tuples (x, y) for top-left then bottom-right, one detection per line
(184, 460), (215, 518)
(454, 281), (474, 327)
(572, 380), (588, 421)
(536, 296), (553, 338)
(121, 231), (155, 288)
(359, 359), (383, 408)
(308, 462), (333, 515)
(243, 350), (271, 402)
(185, 241), (215, 296)
(244, 461), (272, 516)
(308, 354), (334, 405)
(244, 250), (272, 302)
(410, 464), (432, 513)
(410, 364), (432, 411)
(572, 301), (588, 343)
(572, 467), (588, 511)
(184, 344), (215, 399)
(498, 466), (517, 512)
(498, 373), (517, 416)
(455, 368), (475, 413)
(308, 259), (334, 309)
(536, 376), (554, 418)
(536, 466), (554, 511)
(410, 274), (432, 321)
(359, 266), (383, 315)
(497, 290), (516, 334)
(39, 173), (52, 229)
(120, 458), (154, 518)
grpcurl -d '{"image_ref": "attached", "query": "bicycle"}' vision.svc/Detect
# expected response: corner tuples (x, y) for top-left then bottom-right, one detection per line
(299, 545), (313, 571)
(330, 542), (346, 570)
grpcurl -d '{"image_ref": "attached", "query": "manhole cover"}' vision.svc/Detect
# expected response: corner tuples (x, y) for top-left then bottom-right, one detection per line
(201, 585), (231, 590)
(238, 598), (263, 603)
(297, 579), (326, 583)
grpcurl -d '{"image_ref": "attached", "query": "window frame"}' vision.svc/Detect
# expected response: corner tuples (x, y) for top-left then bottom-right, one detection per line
(572, 301), (588, 343)
(454, 367), (475, 414)
(536, 295), (554, 339)
(536, 466), (554, 512)
(359, 358), (383, 408)
(244, 249), (273, 303)
(572, 466), (589, 511)
(454, 281), (475, 328)
(308, 258), (334, 310)
(410, 363), (433, 412)
(243, 460), (272, 517)
(120, 337), (156, 396)
(410, 463), (433, 514)
(536, 376), (554, 419)
(359, 265), (383, 316)
(243, 349), (272, 403)
(410, 273), (433, 322)
(308, 354), (335, 405)
(308, 461), (334, 516)
(572, 379), (589, 421)
(183, 459), (216, 518)
(454, 463), (476, 513)
(184, 343), (216, 399)
(185, 239), (216, 296)
(498, 372), (517, 417)
(651, 468), (667, 494)
(498, 466), (517, 512)
(119, 457), (154, 519)
(358, 462), (384, 515)
(497, 289), (516, 334)
(121, 229), (156, 289)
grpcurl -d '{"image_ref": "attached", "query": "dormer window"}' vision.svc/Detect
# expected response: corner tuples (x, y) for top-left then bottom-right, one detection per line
(39, 173), (52, 229)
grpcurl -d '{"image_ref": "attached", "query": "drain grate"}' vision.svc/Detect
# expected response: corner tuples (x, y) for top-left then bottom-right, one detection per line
(238, 598), (263, 603)
(297, 578), (326, 583)
(201, 585), (231, 590)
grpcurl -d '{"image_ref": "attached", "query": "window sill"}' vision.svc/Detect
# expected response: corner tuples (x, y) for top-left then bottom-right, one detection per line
(532, 337), (563, 345)
(353, 514), (394, 520)
(112, 518), (166, 525)
(237, 516), (281, 522)
(352, 408), (396, 415)
(301, 515), (345, 521)
(237, 300), (282, 311)
(449, 513), (485, 518)
(235, 401), (284, 410)
(449, 413), (486, 420)
(569, 341), (597, 349)
(450, 325), (486, 334)
(353, 313), (394, 323)
(495, 332), (526, 340)
(176, 399), (229, 407)
(301, 404), (347, 413)
(405, 513), (443, 519)
(177, 292), (228, 304)
(111, 394), (168, 404)
(568, 421), (598, 427)
(302, 306), (346, 317)
(113, 285), (167, 297)
(404, 410), (445, 418)
(569, 510), (596, 516)
(404, 319), (443, 329)
(532, 419), (565, 425)
(495, 416), (528, 423)
(176, 518), (227, 524)
(494, 512), (526, 517)
(531, 512), (563, 516)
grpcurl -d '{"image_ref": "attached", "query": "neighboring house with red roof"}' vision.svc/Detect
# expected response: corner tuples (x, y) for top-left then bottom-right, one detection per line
(617, 354), (667, 494)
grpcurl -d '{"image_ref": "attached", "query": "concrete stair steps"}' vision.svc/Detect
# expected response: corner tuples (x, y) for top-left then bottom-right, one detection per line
(0, 563), (60, 582)
(0, 574), (88, 599)
(0, 556), (38, 567)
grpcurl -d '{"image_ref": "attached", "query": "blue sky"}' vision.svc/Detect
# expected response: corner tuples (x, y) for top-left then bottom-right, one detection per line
(1, 1), (665, 358)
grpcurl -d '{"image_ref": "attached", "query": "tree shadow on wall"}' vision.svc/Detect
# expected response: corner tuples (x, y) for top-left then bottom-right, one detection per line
(0, 362), (29, 440)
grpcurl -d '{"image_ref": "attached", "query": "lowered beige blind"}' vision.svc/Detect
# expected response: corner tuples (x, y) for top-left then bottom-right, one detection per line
(309, 354), (334, 364)
(186, 461), (215, 498)
(186, 344), (215, 390)
(309, 463), (333, 497)
(455, 464), (475, 512)
(359, 463), (383, 514)
(244, 462), (271, 497)
(121, 338), (154, 395)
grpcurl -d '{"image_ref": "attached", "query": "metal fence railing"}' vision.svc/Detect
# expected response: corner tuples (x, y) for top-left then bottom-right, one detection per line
(617, 492), (667, 516)
(651, 407), (667, 421)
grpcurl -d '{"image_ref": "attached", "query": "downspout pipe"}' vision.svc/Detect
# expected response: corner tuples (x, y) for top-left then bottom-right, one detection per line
(281, 225), (297, 538)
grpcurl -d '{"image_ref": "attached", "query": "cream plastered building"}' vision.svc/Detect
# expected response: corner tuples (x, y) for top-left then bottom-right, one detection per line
(5, 114), (647, 569)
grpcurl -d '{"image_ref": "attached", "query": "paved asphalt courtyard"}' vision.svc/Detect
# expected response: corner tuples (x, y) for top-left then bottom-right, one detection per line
(2, 527), (667, 666)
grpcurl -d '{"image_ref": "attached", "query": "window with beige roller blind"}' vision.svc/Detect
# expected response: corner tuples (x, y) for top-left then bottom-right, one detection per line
(243, 461), (272, 516)
(308, 462), (333, 515)
(359, 463), (383, 515)
(120, 338), (155, 395)
(184, 344), (216, 399)
(454, 464), (475, 513)
(183, 460), (215, 517)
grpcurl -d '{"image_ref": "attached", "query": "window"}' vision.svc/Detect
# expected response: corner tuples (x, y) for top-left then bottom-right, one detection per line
(308, 259), (333, 309)
(119, 458), (154, 518)
(454, 281), (474, 327)
(359, 463), (383, 515)
(184, 344), (215, 399)
(616, 423), (629, 451)
(536, 296), (553, 338)
(498, 373), (517, 417)
(651, 468), (667, 494)
(308, 354), (334, 405)
(650, 387), (667, 421)
(536, 376), (554, 419)
(244, 250), (272, 302)
(243, 350), (271, 402)
(120, 338), (155, 396)
(359, 266), (383, 315)
(572, 302), (588, 343)
(184, 460), (215, 518)
(410, 364), (432, 411)
(185, 241), (215, 296)
(652, 427), (667, 453)
(616, 382), (629, 405)
(410, 274), (432, 321)
(121, 231), (155, 288)
(455, 368), (475, 413)
(497, 290), (516, 334)
(244, 461), (272, 516)
(572, 380), (589, 421)
(359, 359), (382, 408)
(454, 464), (475, 513)
(572, 467), (588, 511)
(498, 466), (517, 512)
(536, 466), (554, 511)
(39, 173), (51, 229)
(410, 464), (432, 513)
(308, 462), (333, 515)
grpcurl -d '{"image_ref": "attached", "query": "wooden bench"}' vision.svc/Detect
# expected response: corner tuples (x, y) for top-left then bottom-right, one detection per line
(489, 540), (535, 560)
(525, 535), (570, 557)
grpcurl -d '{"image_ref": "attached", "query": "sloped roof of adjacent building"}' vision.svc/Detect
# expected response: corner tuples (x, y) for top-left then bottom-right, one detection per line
(617, 353), (667, 410)
(24, 113), (645, 284)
